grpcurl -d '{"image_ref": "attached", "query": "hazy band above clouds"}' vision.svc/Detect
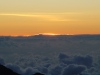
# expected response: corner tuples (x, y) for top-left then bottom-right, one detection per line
(0, 13), (75, 22)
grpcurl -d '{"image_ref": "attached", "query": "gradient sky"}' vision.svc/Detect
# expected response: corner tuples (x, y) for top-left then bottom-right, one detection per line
(0, 0), (100, 36)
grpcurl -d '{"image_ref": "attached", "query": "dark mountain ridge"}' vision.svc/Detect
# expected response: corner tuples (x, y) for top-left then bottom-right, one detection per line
(0, 64), (44, 75)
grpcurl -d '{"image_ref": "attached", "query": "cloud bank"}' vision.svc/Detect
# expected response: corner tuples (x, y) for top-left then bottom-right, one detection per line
(0, 35), (100, 75)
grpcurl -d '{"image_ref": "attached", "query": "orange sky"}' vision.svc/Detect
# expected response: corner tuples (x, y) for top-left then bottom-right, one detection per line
(0, 0), (100, 36)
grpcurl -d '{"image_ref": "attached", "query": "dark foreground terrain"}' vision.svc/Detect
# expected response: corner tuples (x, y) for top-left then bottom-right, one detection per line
(0, 64), (44, 75)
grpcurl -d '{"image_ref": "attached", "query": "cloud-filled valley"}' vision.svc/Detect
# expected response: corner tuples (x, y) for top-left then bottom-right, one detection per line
(0, 35), (100, 75)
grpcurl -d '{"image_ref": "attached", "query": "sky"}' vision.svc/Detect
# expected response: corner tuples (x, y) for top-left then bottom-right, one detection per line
(0, 0), (100, 36)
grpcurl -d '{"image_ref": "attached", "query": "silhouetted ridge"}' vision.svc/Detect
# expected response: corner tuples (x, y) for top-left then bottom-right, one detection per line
(0, 64), (20, 75)
(33, 73), (44, 75)
(0, 64), (45, 75)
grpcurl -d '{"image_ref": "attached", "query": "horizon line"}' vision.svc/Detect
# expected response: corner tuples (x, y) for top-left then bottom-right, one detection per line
(0, 33), (100, 37)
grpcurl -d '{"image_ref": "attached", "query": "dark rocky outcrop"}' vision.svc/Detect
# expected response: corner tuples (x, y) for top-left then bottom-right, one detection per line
(0, 64), (20, 75)
(0, 64), (45, 75)
(33, 73), (44, 75)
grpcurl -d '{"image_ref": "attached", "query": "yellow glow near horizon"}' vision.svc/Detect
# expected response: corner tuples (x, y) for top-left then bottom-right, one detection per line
(41, 33), (59, 36)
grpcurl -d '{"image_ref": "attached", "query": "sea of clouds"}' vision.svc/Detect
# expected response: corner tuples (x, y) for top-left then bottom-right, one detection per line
(0, 35), (100, 75)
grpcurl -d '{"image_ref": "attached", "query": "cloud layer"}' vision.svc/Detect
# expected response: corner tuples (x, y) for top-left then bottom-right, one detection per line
(0, 35), (100, 75)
